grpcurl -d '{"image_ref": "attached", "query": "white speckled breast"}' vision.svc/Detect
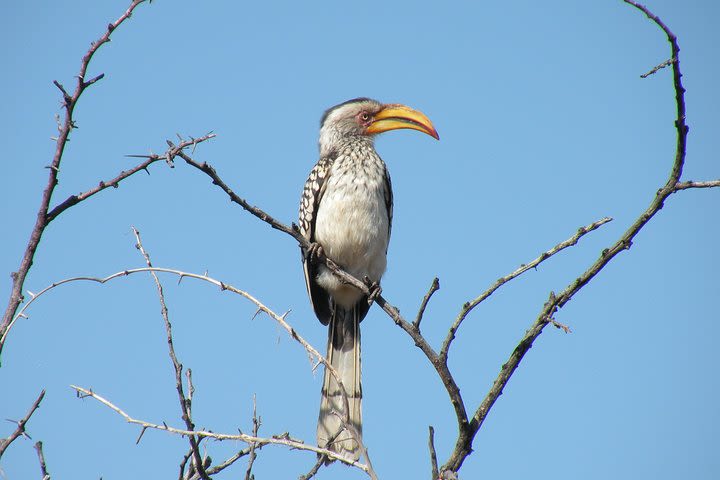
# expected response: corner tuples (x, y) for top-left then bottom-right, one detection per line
(313, 141), (390, 307)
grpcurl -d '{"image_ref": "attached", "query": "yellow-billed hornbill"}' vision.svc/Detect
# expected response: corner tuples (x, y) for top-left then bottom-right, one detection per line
(299, 98), (438, 461)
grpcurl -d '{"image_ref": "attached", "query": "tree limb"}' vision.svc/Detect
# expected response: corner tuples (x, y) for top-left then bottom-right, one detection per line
(0, 0), (151, 363)
(0, 390), (46, 459)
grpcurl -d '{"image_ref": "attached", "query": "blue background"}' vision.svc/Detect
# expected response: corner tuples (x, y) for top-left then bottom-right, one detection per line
(1, 1), (718, 479)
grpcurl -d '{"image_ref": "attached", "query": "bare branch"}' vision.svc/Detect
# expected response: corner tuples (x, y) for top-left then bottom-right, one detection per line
(440, 2), (702, 474)
(70, 385), (370, 473)
(16, 263), (369, 474)
(298, 455), (326, 480)
(45, 133), (215, 223)
(0, 390), (46, 459)
(0, 0), (151, 363)
(34, 441), (51, 480)
(428, 426), (439, 480)
(441, 216), (612, 360)
(132, 227), (209, 480)
(673, 180), (720, 191)
(640, 57), (675, 78)
(414, 277), (440, 331)
(244, 395), (260, 480)
(204, 446), (254, 477)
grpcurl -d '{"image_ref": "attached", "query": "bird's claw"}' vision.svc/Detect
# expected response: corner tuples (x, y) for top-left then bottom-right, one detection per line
(305, 242), (324, 262)
(364, 276), (382, 305)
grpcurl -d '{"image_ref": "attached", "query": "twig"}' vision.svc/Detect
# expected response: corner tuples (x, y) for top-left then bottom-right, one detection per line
(244, 395), (260, 480)
(414, 277), (440, 331)
(0, 0), (150, 363)
(428, 426), (439, 480)
(70, 385), (370, 472)
(640, 57), (675, 78)
(440, 217), (612, 360)
(0, 390), (46, 458)
(46, 133), (215, 223)
(34, 441), (51, 480)
(179, 449), (193, 480)
(673, 180), (720, 191)
(131, 227), (209, 480)
(205, 446), (254, 477)
(298, 455), (326, 480)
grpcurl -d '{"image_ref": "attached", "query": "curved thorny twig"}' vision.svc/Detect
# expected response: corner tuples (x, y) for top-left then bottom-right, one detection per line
(11, 263), (376, 477)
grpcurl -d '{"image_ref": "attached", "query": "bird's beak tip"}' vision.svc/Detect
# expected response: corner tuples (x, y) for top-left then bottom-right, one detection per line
(368, 104), (439, 141)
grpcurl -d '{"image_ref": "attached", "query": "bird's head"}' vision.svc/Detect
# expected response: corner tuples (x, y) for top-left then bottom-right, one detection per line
(319, 97), (439, 155)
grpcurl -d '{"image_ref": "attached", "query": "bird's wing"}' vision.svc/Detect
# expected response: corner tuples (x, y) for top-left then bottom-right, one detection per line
(383, 164), (394, 250)
(299, 154), (335, 325)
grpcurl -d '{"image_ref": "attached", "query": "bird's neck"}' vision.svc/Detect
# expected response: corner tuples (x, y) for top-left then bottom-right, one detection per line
(319, 127), (375, 158)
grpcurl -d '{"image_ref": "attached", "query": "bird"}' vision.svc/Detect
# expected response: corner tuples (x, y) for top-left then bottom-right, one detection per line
(298, 98), (438, 462)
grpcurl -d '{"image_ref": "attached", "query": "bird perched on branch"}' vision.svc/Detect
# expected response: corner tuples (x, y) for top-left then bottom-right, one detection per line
(299, 98), (438, 461)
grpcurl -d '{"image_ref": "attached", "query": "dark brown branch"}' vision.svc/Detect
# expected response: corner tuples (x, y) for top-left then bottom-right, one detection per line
(298, 455), (326, 480)
(0, 390), (46, 458)
(0, 0), (149, 363)
(428, 426), (439, 480)
(132, 227), (209, 480)
(440, 217), (612, 360)
(414, 277), (440, 331)
(45, 133), (215, 223)
(34, 441), (50, 480)
(440, 2), (695, 474)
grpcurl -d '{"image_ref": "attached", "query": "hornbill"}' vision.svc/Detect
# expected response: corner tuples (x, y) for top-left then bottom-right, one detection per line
(299, 98), (438, 461)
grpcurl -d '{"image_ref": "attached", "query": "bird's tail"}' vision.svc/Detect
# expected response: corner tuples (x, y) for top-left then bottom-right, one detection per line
(317, 304), (362, 462)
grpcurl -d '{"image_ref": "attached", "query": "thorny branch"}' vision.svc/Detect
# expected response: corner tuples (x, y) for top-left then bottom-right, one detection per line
(0, 0), (215, 363)
(70, 385), (370, 472)
(132, 227), (210, 480)
(0, 390), (46, 459)
(439, 1), (715, 474)
(440, 216), (613, 360)
(13, 265), (374, 476)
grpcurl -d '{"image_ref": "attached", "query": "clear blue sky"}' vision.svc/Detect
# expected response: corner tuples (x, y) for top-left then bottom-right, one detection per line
(1, 1), (718, 479)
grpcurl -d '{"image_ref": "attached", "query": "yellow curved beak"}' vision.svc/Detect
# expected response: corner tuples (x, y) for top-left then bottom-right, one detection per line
(366, 104), (439, 140)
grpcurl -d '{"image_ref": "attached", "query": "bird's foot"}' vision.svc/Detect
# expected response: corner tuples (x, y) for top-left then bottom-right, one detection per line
(364, 276), (382, 305)
(305, 242), (324, 262)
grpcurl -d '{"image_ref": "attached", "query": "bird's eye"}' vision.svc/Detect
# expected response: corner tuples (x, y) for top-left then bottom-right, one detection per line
(360, 112), (371, 122)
